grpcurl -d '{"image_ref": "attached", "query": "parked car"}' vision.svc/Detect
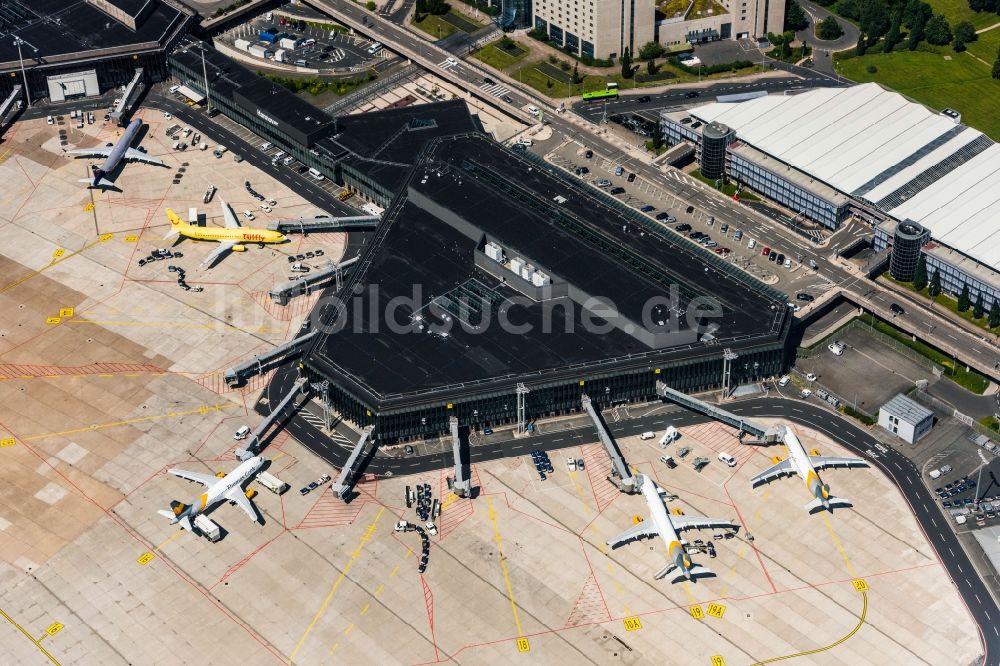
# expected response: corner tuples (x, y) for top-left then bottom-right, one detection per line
(610, 186), (626, 195)
(640, 204), (655, 212)
(828, 341), (846, 356)
(718, 452), (737, 467)
(778, 375), (790, 386)
(796, 293), (815, 302)
(805, 373), (817, 381)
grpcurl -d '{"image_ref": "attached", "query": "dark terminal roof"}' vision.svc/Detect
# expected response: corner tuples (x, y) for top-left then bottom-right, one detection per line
(306, 133), (788, 409)
(0, 0), (189, 66)
(323, 99), (483, 195)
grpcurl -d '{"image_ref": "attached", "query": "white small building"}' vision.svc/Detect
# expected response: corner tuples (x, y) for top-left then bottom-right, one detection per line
(878, 394), (934, 444)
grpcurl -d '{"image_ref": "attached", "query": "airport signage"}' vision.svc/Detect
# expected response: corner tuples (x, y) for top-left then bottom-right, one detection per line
(256, 109), (279, 127)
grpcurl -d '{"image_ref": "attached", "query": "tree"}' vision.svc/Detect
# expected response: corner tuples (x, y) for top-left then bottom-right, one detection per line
(646, 59), (658, 75)
(620, 47), (632, 78)
(989, 300), (1000, 328)
(860, 0), (891, 43)
(818, 16), (844, 40)
(958, 284), (970, 312)
(652, 117), (664, 151)
(953, 35), (967, 51)
(903, 0), (932, 28)
(882, 11), (902, 52)
(908, 12), (926, 49)
(929, 269), (941, 297)
(954, 21), (977, 43)
(638, 40), (664, 60)
(975, 293), (985, 319)
(785, 0), (810, 31)
(913, 254), (928, 290)
(924, 14), (952, 45)
(415, 0), (427, 15)
(365, 0), (376, 9)
(857, 32), (868, 55)
(969, 0), (987, 11)
(572, 62), (582, 84)
(993, 53), (1000, 79)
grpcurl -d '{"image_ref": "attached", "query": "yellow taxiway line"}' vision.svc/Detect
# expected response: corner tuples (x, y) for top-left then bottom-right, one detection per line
(0, 239), (102, 295)
(22, 403), (240, 443)
(751, 588), (868, 665)
(821, 512), (857, 576)
(486, 496), (524, 638)
(288, 507), (384, 664)
(0, 606), (62, 666)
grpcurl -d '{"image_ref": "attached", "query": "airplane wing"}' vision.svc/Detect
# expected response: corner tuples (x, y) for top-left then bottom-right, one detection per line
(201, 241), (235, 267)
(671, 515), (739, 533)
(220, 200), (241, 229)
(224, 487), (260, 523)
(750, 459), (796, 487)
(809, 456), (869, 472)
(123, 147), (164, 166)
(67, 148), (112, 159)
(606, 522), (658, 549)
(168, 468), (219, 487)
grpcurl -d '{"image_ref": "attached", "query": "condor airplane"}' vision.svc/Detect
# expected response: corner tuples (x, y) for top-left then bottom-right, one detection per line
(68, 118), (164, 188)
(165, 200), (286, 267)
(607, 474), (739, 583)
(157, 456), (266, 531)
(750, 425), (868, 513)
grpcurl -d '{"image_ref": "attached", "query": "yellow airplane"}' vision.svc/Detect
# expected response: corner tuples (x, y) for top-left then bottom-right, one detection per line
(164, 200), (286, 267)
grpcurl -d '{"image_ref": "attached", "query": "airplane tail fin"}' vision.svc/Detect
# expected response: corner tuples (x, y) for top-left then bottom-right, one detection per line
(682, 565), (715, 582)
(79, 177), (114, 188)
(805, 496), (852, 514)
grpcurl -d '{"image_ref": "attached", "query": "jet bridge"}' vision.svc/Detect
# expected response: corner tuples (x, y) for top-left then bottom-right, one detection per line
(656, 380), (783, 444)
(110, 68), (144, 126)
(450, 417), (471, 498)
(224, 330), (317, 387)
(581, 394), (637, 493)
(0, 85), (22, 132)
(236, 378), (309, 460)
(266, 215), (380, 234)
(269, 256), (358, 305)
(330, 426), (375, 501)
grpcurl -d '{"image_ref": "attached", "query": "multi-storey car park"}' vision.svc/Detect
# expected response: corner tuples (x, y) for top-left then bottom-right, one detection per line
(660, 83), (1000, 311)
(0, 0), (193, 105)
(298, 110), (792, 442)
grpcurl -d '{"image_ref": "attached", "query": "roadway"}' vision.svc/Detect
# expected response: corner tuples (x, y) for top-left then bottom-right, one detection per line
(261, 368), (1000, 664)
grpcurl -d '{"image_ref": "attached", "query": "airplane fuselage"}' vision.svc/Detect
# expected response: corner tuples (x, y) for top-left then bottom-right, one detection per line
(639, 475), (691, 575)
(785, 427), (829, 505)
(194, 456), (264, 517)
(180, 226), (285, 245)
(95, 118), (143, 183)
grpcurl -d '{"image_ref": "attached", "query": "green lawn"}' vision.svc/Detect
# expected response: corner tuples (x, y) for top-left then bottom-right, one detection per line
(837, 49), (1000, 140)
(966, 25), (1000, 64)
(472, 40), (529, 70)
(510, 58), (762, 97)
(924, 0), (1000, 30)
(413, 11), (481, 39)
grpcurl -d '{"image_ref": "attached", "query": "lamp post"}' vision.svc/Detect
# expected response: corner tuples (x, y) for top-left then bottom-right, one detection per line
(13, 36), (37, 108)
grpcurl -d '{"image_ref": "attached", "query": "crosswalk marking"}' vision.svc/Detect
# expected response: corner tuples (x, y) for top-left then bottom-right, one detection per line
(479, 82), (511, 98)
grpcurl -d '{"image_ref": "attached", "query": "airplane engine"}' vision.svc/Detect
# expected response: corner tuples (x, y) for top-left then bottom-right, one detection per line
(245, 488), (257, 499)
(232, 244), (247, 252)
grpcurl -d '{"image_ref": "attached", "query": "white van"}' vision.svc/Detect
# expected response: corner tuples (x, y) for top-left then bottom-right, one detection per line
(516, 138), (533, 147)
(747, 239), (757, 250)
(718, 452), (737, 467)
(261, 141), (272, 150)
(295, 59), (307, 67)
(527, 105), (540, 116)
(658, 426), (679, 447)
(308, 167), (325, 180)
(169, 85), (179, 94)
(639, 431), (655, 441)
(233, 425), (251, 440)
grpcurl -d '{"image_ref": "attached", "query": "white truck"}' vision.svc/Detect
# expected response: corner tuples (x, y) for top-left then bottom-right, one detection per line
(256, 471), (289, 495)
(194, 515), (221, 542)
(273, 48), (286, 63)
(658, 426), (679, 448)
(234, 38), (251, 51)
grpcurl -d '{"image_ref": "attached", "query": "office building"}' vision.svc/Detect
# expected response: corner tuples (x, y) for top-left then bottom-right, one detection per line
(655, 0), (785, 46)
(660, 83), (1000, 308)
(533, 0), (655, 60)
(878, 394), (934, 444)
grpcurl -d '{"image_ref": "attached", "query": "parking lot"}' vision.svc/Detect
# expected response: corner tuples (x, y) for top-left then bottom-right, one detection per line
(545, 142), (836, 298)
(221, 10), (386, 72)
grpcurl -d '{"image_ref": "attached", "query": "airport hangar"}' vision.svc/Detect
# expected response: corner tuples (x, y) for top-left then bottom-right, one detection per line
(0, 0), (193, 105)
(660, 83), (1000, 312)
(296, 116), (792, 443)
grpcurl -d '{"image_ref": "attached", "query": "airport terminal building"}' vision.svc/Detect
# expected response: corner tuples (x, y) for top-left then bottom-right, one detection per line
(0, 0), (193, 104)
(661, 84), (1000, 309)
(300, 113), (791, 441)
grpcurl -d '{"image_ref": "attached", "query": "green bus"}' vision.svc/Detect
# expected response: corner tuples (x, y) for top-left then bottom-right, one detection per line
(582, 89), (618, 101)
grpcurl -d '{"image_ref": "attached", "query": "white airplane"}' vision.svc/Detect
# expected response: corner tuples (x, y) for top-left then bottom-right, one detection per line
(750, 425), (868, 513)
(157, 456), (266, 531)
(68, 118), (164, 188)
(606, 474), (739, 583)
